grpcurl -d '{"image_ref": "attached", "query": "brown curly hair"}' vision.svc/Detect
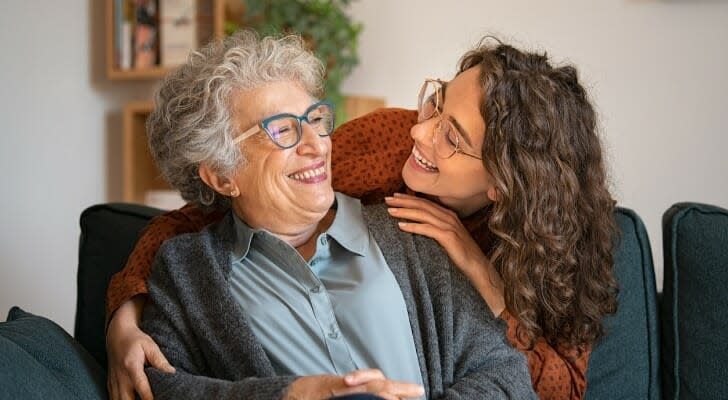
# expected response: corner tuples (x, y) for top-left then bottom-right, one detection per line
(459, 38), (618, 350)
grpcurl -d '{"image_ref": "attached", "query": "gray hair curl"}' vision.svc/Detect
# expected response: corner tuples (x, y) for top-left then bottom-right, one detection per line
(146, 29), (325, 210)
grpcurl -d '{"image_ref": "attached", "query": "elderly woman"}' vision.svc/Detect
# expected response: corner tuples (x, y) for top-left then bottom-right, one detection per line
(133, 30), (534, 400)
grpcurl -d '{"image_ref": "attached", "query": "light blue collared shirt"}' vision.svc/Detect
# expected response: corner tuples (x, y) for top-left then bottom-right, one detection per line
(228, 192), (423, 386)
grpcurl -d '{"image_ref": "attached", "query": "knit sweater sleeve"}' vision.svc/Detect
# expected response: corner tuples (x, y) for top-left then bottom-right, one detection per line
(141, 236), (296, 400)
(436, 264), (537, 399)
(362, 204), (536, 399)
(105, 204), (224, 318)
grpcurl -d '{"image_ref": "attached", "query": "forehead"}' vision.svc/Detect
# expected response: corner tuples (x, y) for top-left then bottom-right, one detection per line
(232, 81), (313, 127)
(442, 67), (486, 145)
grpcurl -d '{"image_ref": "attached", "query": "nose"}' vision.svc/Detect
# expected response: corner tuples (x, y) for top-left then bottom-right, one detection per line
(296, 122), (328, 156)
(410, 117), (436, 149)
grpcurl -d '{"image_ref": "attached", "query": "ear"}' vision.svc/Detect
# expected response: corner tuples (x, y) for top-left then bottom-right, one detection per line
(487, 186), (498, 203)
(198, 163), (240, 197)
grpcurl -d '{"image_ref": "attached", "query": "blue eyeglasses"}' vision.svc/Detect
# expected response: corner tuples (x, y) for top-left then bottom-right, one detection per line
(233, 100), (335, 149)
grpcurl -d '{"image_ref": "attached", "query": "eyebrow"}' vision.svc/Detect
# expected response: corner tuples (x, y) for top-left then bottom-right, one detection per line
(447, 116), (474, 147)
(440, 83), (475, 147)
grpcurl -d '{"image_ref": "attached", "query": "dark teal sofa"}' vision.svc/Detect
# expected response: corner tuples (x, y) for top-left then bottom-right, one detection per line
(1, 202), (726, 400)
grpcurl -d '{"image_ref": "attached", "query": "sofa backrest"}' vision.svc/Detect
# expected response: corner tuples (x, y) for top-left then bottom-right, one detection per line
(661, 202), (728, 400)
(76, 203), (164, 370)
(76, 203), (662, 398)
(585, 207), (661, 400)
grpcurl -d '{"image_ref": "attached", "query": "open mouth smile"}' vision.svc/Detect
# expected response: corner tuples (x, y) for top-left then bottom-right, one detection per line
(412, 146), (439, 172)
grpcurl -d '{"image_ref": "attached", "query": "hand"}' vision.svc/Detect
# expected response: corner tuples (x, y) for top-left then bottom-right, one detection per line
(341, 369), (425, 400)
(385, 193), (505, 315)
(284, 369), (424, 400)
(106, 296), (175, 400)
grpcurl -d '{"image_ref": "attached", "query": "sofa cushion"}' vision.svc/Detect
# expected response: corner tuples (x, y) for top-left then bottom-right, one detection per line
(661, 202), (728, 400)
(76, 203), (164, 370)
(0, 307), (107, 399)
(585, 207), (661, 400)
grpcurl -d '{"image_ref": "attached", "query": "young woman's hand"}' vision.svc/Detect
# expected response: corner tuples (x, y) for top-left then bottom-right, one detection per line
(106, 296), (175, 400)
(385, 193), (505, 316)
(284, 369), (424, 400)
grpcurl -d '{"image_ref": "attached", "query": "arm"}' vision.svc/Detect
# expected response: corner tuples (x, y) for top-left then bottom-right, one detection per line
(501, 310), (589, 400)
(141, 240), (296, 400)
(143, 241), (423, 400)
(439, 264), (537, 399)
(105, 204), (223, 400)
(385, 194), (588, 399)
(106, 204), (224, 317)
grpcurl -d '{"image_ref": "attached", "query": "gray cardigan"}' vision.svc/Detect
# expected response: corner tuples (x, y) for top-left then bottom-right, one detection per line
(142, 203), (536, 399)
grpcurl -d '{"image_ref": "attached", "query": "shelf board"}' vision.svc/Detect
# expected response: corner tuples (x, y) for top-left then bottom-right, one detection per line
(108, 66), (175, 80)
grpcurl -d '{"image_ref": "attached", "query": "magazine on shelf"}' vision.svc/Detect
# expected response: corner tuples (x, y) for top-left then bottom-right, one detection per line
(159, 0), (198, 66)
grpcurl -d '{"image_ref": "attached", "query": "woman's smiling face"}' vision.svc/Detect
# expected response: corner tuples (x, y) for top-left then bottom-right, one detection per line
(402, 67), (496, 217)
(230, 80), (334, 229)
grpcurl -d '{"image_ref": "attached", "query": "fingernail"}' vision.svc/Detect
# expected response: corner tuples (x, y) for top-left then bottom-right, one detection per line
(387, 207), (397, 214)
(384, 196), (394, 201)
(398, 221), (408, 227)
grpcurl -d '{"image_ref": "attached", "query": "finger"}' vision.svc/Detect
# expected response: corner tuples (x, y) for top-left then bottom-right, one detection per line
(388, 207), (458, 233)
(117, 375), (136, 400)
(377, 381), (426, 399)
(388, 193), (458, 219)
(131, 368), (153, 400)
(385, 196), (460, 225)
(143, 341), (175, 373)
(343, 368), (386, 386)
(107, 375), (118, 400)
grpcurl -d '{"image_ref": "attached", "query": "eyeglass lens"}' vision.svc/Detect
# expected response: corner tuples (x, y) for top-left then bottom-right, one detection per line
(419, 81), (460, 158)
(265, 103), (334, 148)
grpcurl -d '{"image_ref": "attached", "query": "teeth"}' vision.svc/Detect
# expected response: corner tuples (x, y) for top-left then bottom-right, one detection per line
(289, 166), (326, 181)
(412, 147), (438, 171)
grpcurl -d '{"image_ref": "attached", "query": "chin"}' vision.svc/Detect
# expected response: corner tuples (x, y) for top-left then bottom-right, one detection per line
(402, 164), (429, 194)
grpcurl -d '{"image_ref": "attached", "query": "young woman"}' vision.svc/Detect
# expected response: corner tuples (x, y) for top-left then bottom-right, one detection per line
(105, 37), (617, 400)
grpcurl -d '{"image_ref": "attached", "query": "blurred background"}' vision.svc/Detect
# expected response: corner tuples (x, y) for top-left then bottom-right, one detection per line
(1, 0), (727, 333)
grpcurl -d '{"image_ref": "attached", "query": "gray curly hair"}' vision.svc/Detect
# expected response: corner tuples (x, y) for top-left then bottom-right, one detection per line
(147, 29), (325, 210)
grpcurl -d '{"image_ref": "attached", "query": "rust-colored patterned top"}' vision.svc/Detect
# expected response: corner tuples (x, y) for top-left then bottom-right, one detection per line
(107, 107), (589, 399)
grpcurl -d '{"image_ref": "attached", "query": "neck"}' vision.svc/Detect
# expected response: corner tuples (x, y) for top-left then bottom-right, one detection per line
(232, 203), (335, 249)
(430, 194), (490, 218)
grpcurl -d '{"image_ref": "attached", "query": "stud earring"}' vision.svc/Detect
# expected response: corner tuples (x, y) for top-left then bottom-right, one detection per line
(230, 189), (239, 197)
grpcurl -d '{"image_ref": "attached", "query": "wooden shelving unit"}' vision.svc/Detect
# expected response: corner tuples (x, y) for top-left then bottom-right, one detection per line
(106, 0), (226, 80)
(110, 0), (386, 206)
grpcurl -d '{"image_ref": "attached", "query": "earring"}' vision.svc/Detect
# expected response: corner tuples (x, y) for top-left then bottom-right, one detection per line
(230, 188), (239, 198)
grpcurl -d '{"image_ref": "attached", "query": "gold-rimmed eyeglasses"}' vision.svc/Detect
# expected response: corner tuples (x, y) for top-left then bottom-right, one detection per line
(418, 79), (482, 160)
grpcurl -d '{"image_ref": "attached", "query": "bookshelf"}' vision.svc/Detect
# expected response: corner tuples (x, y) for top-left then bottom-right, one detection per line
(109, 1), (386, 206)
(122, 96), (386, 205)
(106, 0), (226, 80)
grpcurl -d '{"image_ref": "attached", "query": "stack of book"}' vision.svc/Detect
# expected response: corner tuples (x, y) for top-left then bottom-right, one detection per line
(113, 0), (213, 70)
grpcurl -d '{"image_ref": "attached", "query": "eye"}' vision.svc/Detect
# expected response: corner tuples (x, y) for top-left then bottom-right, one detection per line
(439, 121), (458, 147)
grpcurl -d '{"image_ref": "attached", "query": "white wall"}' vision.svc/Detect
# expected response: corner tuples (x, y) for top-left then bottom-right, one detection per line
(341, 0), (728, 291)
(0, 0), (726, 334)
(0, 1), (152, 333)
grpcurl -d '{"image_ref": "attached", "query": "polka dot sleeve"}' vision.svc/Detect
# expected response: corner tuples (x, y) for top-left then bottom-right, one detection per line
(501, 309), (590, 399)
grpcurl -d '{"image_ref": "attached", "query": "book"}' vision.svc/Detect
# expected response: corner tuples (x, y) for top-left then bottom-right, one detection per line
(118, 0), (135, 69)
(159, 0), (197, 66)
(133, 0), (159, 69)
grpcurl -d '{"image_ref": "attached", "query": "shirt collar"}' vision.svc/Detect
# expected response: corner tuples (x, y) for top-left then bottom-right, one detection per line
(231, 192), (368, 262)
(326, 192), (368, 256)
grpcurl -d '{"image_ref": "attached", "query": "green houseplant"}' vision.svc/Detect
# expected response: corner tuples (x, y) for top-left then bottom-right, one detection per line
(225, 0), (362, 124)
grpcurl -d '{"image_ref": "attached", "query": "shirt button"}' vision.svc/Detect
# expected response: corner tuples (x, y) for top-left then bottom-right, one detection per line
(328, 331), (339, 339)
(310, 285), (321, 293)
(310, 259), (318, 266)
(320, 236), (328, 246)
